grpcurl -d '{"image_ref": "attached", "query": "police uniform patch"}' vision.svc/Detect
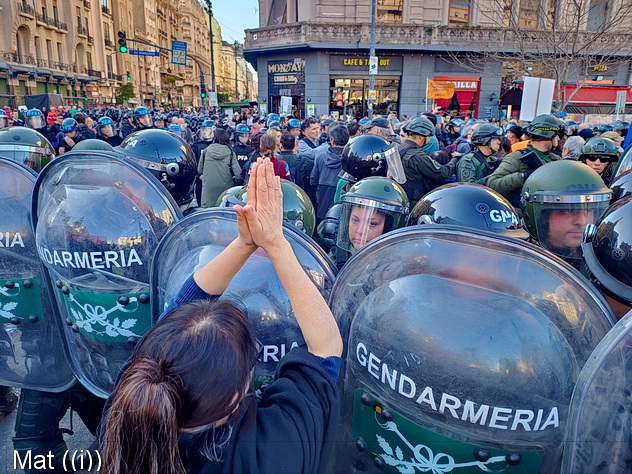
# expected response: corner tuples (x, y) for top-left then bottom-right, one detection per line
(430, 158), (442, 170)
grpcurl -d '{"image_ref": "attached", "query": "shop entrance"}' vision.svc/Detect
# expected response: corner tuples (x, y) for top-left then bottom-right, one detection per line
(270, 96), (303, 119)
(329, 77), (400, 119)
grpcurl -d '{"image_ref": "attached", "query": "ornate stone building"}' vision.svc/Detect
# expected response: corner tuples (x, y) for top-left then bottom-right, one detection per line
(219, 40), (256, 103)
(245, 0), (632, 119)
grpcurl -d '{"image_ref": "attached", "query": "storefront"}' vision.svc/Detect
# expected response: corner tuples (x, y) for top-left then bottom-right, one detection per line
(431, 76), (481, 117)
(266, 58), (305, 118)
(328, 54), (403, 119)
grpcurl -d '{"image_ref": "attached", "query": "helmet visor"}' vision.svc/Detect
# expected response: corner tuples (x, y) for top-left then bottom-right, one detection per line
(337, 200), (398, 252)
(0, 117), (8, 128)
(138, 115), (152, 127)
(27, 115), (44, 129)
(534, 202), (609, 259)
(199, 126), (214, 140)
(100, 124), (114, 137)
(0, 144), (47, 171)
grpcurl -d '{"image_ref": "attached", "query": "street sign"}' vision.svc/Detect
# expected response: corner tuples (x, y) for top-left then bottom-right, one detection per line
(369, 56), (378, 75)
(369, 90), (377, 101)
(208, 92), (218, 107)
(171, 41), (187, 66)
(616, 90), (626, 115)
(129, 50), (160, 57)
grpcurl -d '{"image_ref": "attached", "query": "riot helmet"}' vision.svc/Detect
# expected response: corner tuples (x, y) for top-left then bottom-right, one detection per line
(526, 114), (564, 139)
(215, 185), (245, 208)
(26, 108), (45, 130)
(578, 136), (620, 182)
(521, 160), (611, 260)
(168, 124), (182, 137)
(403, 116), (435, 137)
(408, 183), (526, 237)
(267, 120), (281, 131)
(234, 123), (250, 144)
(287, 118), (301, 130)
(232, 180), (316, 236)
(0, 126), (55, 172)
(581, 196), (632, 315)
(471, 123), (503, 146)
(610, 169), (632, 203)
(97, 116), (116, 138)
(61, 118), (79, 135)
(341, 134), (396, 181)
(117, 129), (197, 206)
(199, 119), (215, 141)
(337, 176), (409, 251)
(72, 138), (114, 152)
(0, 109), (8, 128)
(266, 113), (280, 128)
(133, 106), (153, 129)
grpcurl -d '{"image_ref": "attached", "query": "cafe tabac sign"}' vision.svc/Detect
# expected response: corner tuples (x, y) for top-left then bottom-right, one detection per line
(330, 55), (403, 73)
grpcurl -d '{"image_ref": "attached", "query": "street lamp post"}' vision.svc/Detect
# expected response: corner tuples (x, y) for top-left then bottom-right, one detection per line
(203, 0), (217, 93)
(368, 0), (377, 118)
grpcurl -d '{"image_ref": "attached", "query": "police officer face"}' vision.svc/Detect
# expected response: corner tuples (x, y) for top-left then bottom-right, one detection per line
(489, 137), (501, 153)
(349, 206), (386, 250)
(583, 155), (611, 175)
(547, 208), (594, 254)
(289, 128), (301, 138)
(138, 115), (151, 127)
(237, 133), (249, 144)
(101, 124), (114, 137)
(28, 115), (44, 129)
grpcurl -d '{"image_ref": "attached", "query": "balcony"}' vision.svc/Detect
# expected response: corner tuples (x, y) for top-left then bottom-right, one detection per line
(157, 8), (165, 18)
(35, 12), (49, 24)
(108, 72), (123, 81)
(52, 19), (68, 31)
(1, 52), (37, 65)
(159, 28), (167, 38)
(101, 5), (110, 15)
(51, 61), (72, 71)
(83, 0), (90, 9)
(87, 69), (102, 78)
(104, 38), (114, 48)
(87, 35), (94, 44)
(17, 2), (35, 17)
(77, 25), (87, 36)
(245, 22), (632, 56)
(36, 58), (50, 68)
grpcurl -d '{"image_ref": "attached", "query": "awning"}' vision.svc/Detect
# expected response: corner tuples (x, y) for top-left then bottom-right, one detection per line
(499, 87), (523, 107)
(558, 85), (632, 104)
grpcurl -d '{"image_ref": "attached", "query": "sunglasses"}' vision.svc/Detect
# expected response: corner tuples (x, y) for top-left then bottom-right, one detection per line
(585, 155), (612, 163)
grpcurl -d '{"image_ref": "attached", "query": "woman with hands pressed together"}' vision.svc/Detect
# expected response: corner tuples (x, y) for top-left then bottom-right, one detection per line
(100, 158), (344, 474)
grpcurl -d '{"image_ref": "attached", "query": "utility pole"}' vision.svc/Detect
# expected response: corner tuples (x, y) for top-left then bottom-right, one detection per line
(203, 0), (217, 92)
(368, 0), (377, 118)
(234, 41), (239, 101)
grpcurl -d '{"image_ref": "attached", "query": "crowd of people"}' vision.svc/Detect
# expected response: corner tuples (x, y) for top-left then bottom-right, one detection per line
(1, 101), (632, 473)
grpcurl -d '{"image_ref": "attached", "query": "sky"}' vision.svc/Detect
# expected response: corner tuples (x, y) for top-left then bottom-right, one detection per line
(211, 0), (261, 43)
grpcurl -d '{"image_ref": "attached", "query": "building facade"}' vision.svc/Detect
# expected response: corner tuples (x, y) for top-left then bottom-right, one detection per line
(245, 0), (632, 119)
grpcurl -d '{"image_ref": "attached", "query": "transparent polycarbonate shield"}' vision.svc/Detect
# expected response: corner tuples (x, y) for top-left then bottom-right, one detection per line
(151, 208), (337, 384)
(0, 157), (75, 391)
(330, 226), (615, 474)
(32, 151), (182, 398)
(561, 310), (632, 474)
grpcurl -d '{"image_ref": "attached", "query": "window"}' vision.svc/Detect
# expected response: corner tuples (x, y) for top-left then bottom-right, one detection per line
(448, 0), (470, 26)
(106, 55), (113, 76)
(267, 0), (287, 26)
(87, 51), (93, 71)
(377, 0), (403, 23)
(57, 42), (64, 63)
(85, 17), (89, 35)
(586, 0), (608, 31)
(102, 0), (108, 7)
(53, 1), (59, 23)
(518, 0), (540, 28)
(103, 21), (110, 40)
(76, 7), (82, 27)
(34, 36), (42, 59)
(46, 39), (54, 62)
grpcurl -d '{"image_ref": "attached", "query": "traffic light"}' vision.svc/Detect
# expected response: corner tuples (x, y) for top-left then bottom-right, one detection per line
(200, 83), (207, 98)
(118, 31), (128, 53)
(126, 71), (131, 81)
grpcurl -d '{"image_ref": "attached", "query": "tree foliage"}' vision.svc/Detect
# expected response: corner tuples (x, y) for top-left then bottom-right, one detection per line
(115, 83), (135, 105)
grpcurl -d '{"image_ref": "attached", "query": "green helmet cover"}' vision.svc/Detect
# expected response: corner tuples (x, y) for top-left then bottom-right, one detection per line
(579, 137), (620, 160)
(526, 115), (564, 139)
(471, 123), (502, 145)
(404, 117), (435, 137)
(72, 139), (115, 152)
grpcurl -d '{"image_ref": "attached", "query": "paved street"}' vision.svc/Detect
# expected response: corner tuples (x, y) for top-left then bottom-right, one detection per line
(0, 388), (95, 474)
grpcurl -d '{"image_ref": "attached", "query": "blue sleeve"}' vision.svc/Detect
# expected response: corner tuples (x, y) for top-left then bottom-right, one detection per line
(315, 355), (342, 383)
(158, 275), (220, 321)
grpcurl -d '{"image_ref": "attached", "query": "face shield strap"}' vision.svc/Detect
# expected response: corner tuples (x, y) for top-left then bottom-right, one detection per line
(524, 190), (612, 204)
(581, 242), (632, 305)
(343, 195), (404, 214)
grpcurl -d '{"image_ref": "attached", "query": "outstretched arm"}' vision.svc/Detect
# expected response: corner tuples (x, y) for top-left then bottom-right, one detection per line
(245, 158), (343, 358)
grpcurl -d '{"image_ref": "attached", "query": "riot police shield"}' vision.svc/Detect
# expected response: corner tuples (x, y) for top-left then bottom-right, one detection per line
(330, 226), (615, 473)
(0, 157), (75, 391)
(151, 208), (337, 383)
(32, 151), (182, 398)
(561, 309), (632, 473)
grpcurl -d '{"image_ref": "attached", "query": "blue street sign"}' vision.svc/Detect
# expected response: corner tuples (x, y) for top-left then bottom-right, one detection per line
(171, 41), (187, 66)
(129, 50), (160, 57)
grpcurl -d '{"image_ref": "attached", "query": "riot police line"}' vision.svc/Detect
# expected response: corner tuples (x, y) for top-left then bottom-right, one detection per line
(0, 115), (630, 474)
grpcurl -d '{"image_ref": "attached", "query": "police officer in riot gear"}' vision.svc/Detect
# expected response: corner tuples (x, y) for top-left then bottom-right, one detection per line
(0, 126), (55, 172)
(58, 118), (88, 155)
(233, 123), (254, 171)
(0, 109), (9, 128)
(407, 182), (527, 239)
(399, 116), (457, 206)
(117, 129), (198, 213)
(330, 176), (409, 269)
(521, 159), (611, 267)
(25, 108), (57, 144)
(578, 136), (621, 184)
(488, 114), (564, 208)
(120, 111), (136, 139)
(456, 123), (503, 185)
(287, 118), (302, 138)
(97, 116), (123, 147)
(132, 106), (154, 132)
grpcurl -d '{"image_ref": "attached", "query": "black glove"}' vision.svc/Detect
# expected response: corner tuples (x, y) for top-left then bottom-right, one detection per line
(522, 170), (534, 183)
(488, 158), (502, 171)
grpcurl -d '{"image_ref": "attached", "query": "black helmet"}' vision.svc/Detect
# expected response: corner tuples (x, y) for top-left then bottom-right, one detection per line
(403, 116), (435, 137)
(97, 116), (116, 138)
(526, 114), (564, 139)
(116, 129), (197, 206)
(610, 170), (632, 203)
(61, 118), (79, 133)
(26, 108), (46, 130)
(132, 106), (153, 129)
(234, 124), (250, 136)
(471, 123), (503, 145)
(341, 134), (394, 180)
(582, 195), (632, 309)
(407, 183), (526, 237)
(266, 113), (280, 127)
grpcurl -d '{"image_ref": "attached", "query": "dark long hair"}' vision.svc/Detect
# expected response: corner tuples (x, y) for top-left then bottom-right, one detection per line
(101, 299), (259, 474)
(213, 128), (231, 146)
